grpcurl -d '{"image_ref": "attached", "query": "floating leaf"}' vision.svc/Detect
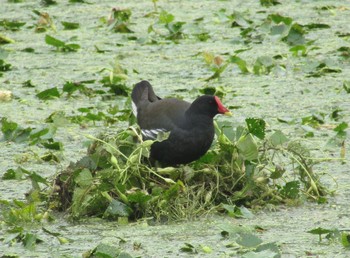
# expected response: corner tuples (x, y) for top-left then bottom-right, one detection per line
(0, 19), (26, 31)
(260, 0), (281, 7)
(0, 59), (12, 71)
(91, 243), (122, 258)
(269, 130), (288, 146)
(343, 81), (350, 93)
(108, 8), (133, 33)
(45, 34), (65, 47)
(229, 55), (249, 73)
(307, 227), (334, 241)
(341, 233), (350, 248)
(159, 10), (174, 24)
(45, 35), (80, 52)
(302, 23), (330, 30)
(334, 122), (348, 133)
(236, 233), (263, 248)
(268, 14), (293, 26)
(36, 87), (60, 100)
(282, 23), (306, 46)
(180, 243), (197, 253)
(61, 21), (80, 30)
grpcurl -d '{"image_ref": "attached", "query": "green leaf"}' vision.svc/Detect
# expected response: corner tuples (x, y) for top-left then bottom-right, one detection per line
(127, 190), (152, 205)
(28, 171), (49, 187)
(303, 23), (330, 30)
(0, 19), (26, 31)
(104, 199), (131, 217)
(45, 34), (65, 47)
(41, 140), (63, 150)
(236, 233), (263, 248)
(246, 118), (266, 140)
(61, 21), (80, 30)
(2, 168), (25, 180)
(289, 45), (307, 56)
(0, 117), (32, 142)
(341, 233), (350, 248)
(280, 181), (300, 199)
(269, 130), (288, 146)
(334, 122), (348, 133)
(36, 87), (60, 100)
(1, 117), (18, 134)
(283, 23), (306, 46)
(74, 168), (93, 187)
(159, 10), (174, 24)
(229, 55), (249, 73)
(307, 227), (333, 235)
(260, 0), (281, 7)
(236, 133), (259, 161)
(180, 243), (197, 253)
(270, 165), (285, 179)
(92, 243), (121, 258)
(268, 14), (293, 26)
(343, 81), (350, 93)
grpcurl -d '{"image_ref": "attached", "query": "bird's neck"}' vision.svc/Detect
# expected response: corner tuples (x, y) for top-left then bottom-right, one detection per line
(184, 112), (214, 129)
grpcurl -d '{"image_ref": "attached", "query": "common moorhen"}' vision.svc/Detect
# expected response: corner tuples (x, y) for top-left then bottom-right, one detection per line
(131, 80), (232, 166)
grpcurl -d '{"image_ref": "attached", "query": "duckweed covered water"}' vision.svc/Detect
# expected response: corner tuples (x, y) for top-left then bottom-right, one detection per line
(1, 0), (349, 257)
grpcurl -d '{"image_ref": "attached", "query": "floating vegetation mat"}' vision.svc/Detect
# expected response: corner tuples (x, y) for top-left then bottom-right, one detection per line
(50, 118), (329, 221)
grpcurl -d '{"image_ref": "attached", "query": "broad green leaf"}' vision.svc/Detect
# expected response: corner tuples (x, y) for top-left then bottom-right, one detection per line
(260, 0), (281, 7)
(236, 233), (263, 248)
(45, 34), (65, 47)
(1, 117), (18, 134)
(283, 23), (306, 46)
(74, 168), (93, 187)
(242, 250), (278, 258)
(236, 134), (259, 161)
(269, 130), (288, 146)
(343, 81), (350, 93)
(104, 199), (131, 217)
(0, 20), (26, 30)
(127, 190), (152, 205)
(341, 233), (350, 248)
(268, 14), (293, 25)
(229, 55), (249, 73)
(307, 227), (333, 235)
(23, 233), (38, 250)
(334, 122), (348, 133)
(2, 168), (25, 180)
(61, 21), (80, 30)
(93, 243), (121, 258)
(246, 118), (266, 140)
(159, 10), (174, 24)
(180, 243), (197, 253)
(36, 87), (60, 100)
(303, 23), (330, 30)
(270, 165), (285, 179)
(280, 181), (300, 199)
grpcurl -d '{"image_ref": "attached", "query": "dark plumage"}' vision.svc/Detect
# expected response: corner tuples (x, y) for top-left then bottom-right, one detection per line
(131, 80), (232, 166)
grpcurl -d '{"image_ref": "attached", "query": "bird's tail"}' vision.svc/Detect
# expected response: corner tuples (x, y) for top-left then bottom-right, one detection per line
(131, 80), (160, 116)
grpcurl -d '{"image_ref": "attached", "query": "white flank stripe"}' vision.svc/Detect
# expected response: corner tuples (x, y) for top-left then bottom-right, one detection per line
(131, 101), (137, 117)
(141, 128), (167, 140)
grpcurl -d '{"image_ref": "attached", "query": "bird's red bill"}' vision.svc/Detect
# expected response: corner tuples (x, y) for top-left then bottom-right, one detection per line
(214, 96), (232, 116)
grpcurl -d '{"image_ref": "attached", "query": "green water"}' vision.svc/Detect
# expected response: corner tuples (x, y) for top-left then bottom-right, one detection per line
(1, 0), (349, 257)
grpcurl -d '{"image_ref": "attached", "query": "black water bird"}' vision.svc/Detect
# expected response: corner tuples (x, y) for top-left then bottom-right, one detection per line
(131, 80), (232, 166)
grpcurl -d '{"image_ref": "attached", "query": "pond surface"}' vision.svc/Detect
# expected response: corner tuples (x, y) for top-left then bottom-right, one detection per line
(1, 0), (350, 257)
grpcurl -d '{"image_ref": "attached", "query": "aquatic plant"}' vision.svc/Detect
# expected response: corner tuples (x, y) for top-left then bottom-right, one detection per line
(50, 118), (329, 221)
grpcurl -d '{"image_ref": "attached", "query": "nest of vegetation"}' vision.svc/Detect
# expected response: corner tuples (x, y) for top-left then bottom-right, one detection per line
(50, 120), (329, 221)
